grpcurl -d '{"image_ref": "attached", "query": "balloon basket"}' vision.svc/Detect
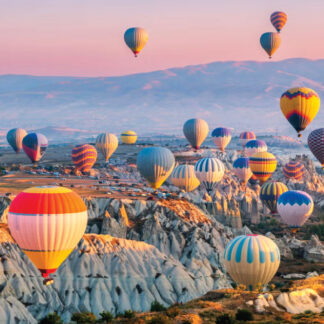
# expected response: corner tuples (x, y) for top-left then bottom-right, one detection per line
(43, 278), (54, 286)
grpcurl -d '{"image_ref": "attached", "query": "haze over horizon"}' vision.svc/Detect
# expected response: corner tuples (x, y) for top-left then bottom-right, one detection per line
(1, 0), (324, 77)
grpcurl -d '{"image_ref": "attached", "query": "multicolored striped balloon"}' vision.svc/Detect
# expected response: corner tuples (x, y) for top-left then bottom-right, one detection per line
(283, 161), (305, 181)
(308, 128), (324, 169)
(121, 130), (137, 144)
(6, 128), (27, 153)
(194, 157), (225, 193)
(280, 88), (320, 137)
(270, 11), (287, 33)
(171, 164), (200, 192)
(22, 133), (48, 163)
(260, 32), (281, 59)
(8, 186), (88, 285)
(260, 182), (288, 214)
(124, 27), (148, 57)
(245, 139), (268, 157)
(233, 157), (252, 184)
(183, 118), (209, 149)
(72, 144), (97, 172)
(224, 234), (280, 290)
(239, 131), (256, 148)
(277, 190), (314, 230)
(96, 133), (118, 162)
(249, 151), (277, 184)
(211, 127), (232, 152)
(137, 147), (175, 189)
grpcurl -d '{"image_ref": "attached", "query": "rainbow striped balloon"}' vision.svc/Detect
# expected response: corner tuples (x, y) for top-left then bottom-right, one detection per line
(283, 161), (305, 181)
(280, 88), (320, 137)
(270, 11), (287, 33)
(8, 186), (87, 284)
(249, 151), (277, 184)
(72, 144), (97, 172)
(224, 234), (280, 290)
(260, 182), (288, 214)
(239, 131), (256, 148)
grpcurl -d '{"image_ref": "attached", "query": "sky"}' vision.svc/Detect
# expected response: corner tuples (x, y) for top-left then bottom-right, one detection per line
(0, 0), (324, 76)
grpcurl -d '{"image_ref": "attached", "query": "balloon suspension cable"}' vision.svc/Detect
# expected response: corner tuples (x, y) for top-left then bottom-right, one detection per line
(269, 56), (272, 59)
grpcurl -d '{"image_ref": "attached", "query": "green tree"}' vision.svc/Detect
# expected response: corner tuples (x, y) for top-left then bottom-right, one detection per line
(39, 312), (63, 324)
(71, 311), (96, 324)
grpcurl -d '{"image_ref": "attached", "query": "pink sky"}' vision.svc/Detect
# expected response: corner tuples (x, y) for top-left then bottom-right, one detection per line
(0, 0), (324, 76)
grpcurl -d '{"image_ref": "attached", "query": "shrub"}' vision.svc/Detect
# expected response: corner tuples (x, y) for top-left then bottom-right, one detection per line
(235, 309), (254, 321)
(151, 301), (167, 312)
(39, 312), (63, 324)
(215, 313), (235, 324)
(147, 314), (170, 324)
(166, 306), (180, 318)
(123, 310), (136, 319)
(99, 311), (113, 322)
(71, 311), (96, 324)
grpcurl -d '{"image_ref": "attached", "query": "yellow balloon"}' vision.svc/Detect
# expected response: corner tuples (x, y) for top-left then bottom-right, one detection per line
(121, 130), (137, 144)
(249, 151), (277, 184)
(171, 165), (200, 192)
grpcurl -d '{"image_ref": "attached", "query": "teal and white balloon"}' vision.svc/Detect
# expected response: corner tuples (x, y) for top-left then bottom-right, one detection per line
(171, 164), (200, 192)
(224, 234), (280, 290)
(194, 157), (224, 192)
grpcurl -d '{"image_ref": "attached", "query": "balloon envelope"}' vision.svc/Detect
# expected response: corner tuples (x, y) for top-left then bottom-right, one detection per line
(280, 87), (320, 137)
(171, 164), (200, 192)
(260, 182), (288, 214)
(183, 119), (209, 149)
(137, 147), (175, 189)
(245, 140), (267, 157)
(22, 133), (48, 163)
(211, 127), (232, 152)
(308, 128), (324, 168)
(121, 130), (137, 144)
(8, 186), (87, 281)
(277, 190), (314, 229)
(283, 161), (305, 181)
(6, 128), (27, 153)
(260, 32), (281, 58)
(239, 131), (256, 148)
(270, 11), (287, 32)
(124, 27), (148, 57)
(96, 133), (118, 162)
(249, 151), (277, 184)
(233, 157), (252, 184)
(194, 157), (225, 192)
(72, 144), (97, 172)
(224, 234), (280, 290)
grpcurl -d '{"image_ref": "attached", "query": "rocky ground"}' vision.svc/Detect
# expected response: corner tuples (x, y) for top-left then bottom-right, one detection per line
(0, 145), (323, 323)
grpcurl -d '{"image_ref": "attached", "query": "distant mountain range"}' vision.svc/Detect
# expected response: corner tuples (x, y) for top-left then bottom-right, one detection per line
(0, 58), (323, 138)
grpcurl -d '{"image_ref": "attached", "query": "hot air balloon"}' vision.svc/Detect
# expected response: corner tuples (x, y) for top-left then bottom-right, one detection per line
(124, 27), (148, 57)
(280, 88), (320, 137)
(260, 182), (288, 214)
(121, 130), (137, 144)
(224, 234), (280, 291)
(270, 11), (287, 33)
(137, 147), (175, 189)
(239, 131), (256, 148)
(308, 128), (324, 169)
(260, 32), (281, 59)
(72, 144), (97, 172)
(8, 186), (88, 285)
(283, 161), (305, 181)
(233, 157), (253, 184)
(171, 164), (200, 192)
(22, 133), (48, 163)
(249, 151), (277, 184)
(277, 190), (314, 231)
(6, 128), (27, 153)
(96, 133), (118, 162)
(194, 158), (225, 193)
(211, 127), (232, 152)
(183, 119), (209, 149)
(245, 140), (268, 157)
